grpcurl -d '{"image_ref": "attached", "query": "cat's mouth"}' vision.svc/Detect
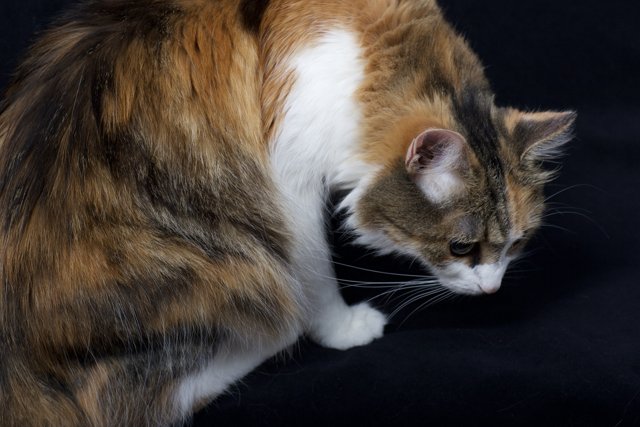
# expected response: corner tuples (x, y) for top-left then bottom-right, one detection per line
(434, 262), (505, 296)
(439, 279), (486, 296)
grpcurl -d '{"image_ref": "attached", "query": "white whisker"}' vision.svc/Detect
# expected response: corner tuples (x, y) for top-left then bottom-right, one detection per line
(329, 259), (431, 278)
(541, 210), (609, 238)
(539, 223), (578, 235)
(544, 183), (604, 202)
(368, 283), (441, 304)
(339, 279), (439, 289)
(337, 278), (438, 287)
(399, 290), (455, 325)
(388, 287), (448, 320)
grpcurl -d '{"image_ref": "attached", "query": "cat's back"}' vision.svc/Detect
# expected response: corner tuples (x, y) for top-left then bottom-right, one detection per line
(0, 0), (298, 376)
(0, 0), (285, 252)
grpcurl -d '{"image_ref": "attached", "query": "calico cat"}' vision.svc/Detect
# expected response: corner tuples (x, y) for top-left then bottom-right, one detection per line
(0, 0), (575, 425)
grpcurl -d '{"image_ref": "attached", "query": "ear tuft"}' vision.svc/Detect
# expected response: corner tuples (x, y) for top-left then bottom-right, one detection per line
(513, 110), (577, 163)
(405, 128), (468, 203)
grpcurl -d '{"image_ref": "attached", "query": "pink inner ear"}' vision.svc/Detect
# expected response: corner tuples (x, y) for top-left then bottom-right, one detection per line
(405, 128), (466, 173)
(405, 136), (419, 166)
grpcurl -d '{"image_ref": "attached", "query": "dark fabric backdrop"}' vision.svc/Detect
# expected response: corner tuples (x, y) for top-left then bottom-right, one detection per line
(1, 1), (639, 426)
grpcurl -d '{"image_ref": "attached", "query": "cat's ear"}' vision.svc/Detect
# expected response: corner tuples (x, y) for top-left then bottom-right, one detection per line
(405, 128), (468, 203)
(510, 110), (577, 164)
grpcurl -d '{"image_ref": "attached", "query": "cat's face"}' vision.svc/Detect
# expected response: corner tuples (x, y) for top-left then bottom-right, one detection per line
(351, 108), (575, 296)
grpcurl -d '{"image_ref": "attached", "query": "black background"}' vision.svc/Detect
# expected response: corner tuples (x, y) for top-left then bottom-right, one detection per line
(2, 1), (639, 426)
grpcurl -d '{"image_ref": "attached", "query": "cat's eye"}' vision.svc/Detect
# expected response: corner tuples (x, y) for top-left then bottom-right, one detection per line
(449, 241), (477, 257)
(510, 238), (525, 250)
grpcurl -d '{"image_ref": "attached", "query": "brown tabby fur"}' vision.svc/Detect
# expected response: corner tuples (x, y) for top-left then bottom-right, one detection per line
(0, 0), (575, 425)
(1, 1), (302, 425)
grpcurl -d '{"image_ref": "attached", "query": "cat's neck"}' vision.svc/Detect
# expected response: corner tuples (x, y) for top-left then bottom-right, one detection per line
(265, 1), (487, 194)
(269, 28), (379, 194)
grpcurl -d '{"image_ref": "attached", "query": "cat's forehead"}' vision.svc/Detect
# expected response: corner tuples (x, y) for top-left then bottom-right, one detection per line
(458, 190), (511, 241)
(452, 89), (503, 171)
(451, 89), (516, 236)
(464, 169), (541, 240)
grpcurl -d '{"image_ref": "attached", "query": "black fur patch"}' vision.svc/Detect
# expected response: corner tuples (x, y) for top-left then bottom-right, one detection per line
(453, 88), (502, 177)
(453, 87), (511, 234)
(239, 0), (270, 34)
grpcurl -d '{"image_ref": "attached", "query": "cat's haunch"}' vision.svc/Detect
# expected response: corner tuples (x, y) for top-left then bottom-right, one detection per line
(0, 0), (574, 425)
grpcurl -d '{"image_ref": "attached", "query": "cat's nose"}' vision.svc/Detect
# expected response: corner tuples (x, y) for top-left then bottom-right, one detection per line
(478, 281), (501, 294)
(474, 263), (506, 295)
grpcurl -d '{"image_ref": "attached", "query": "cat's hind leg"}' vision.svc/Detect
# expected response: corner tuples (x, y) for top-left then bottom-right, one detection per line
(174, 331), (299, 417)
(66, 335), (296, 427)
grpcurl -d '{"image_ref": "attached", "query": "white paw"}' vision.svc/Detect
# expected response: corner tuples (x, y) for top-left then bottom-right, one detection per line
(311, 302), (387, 350)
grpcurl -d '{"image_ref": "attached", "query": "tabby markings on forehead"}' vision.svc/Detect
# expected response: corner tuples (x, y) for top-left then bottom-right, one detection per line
(453, 88), (511, 235)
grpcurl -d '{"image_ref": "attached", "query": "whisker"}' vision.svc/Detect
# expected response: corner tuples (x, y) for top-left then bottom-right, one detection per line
(347, 275), (438, 284)
(544, 202), (592, 214)
(541, 210), (591, 219)
(539, 223), (578, 235)
(398, 290), (455, 326)
(366, 286), (416, 303)
(332, 260), (430, 278)
(540, 210), (610, 238)
(371, 286), (429, 306)
(339, 279), (439, 289)
(387, 289), (440, 320)
(544, 183), (605, 202)
(297, 262), (430, 287)
(388, 287), (448, 320)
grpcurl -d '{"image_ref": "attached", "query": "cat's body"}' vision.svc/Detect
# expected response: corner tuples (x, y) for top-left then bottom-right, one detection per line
(0, 1), (574, 426)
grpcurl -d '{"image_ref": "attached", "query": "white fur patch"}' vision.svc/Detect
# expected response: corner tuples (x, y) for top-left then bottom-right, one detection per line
(311, 301), (387, 350)
(270, 28), (373, 292)
(174, 331), (299, 416)
(474, 262), (508, 294)
(270, 28), (370, 289)
(405, 128), (467, 203)
(175, 347), (268, 415)
(270, 29), (386, 349)
(438, 257), (512, 295)
(271, 29), (373, 192)
(415, 171), (464, 204)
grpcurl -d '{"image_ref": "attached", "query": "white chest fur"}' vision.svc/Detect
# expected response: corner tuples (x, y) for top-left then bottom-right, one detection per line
(270, 29), (370, 192)
(270, 28), (387, 350)
(269, 28), (368, 308)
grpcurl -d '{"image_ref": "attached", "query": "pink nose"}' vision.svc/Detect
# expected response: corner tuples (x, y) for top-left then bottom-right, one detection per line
(479, 282), (501, 294)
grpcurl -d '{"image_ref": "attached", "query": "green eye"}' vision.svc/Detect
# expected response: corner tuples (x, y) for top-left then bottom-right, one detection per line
(449, 241), (477, 257)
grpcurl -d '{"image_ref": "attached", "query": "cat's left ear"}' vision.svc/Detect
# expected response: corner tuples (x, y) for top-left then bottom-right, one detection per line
(405, 128), (469, 203)
(509, 110), (577, 164)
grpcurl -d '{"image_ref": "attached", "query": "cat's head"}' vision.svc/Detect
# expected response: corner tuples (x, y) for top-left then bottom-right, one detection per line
(346, 104), (576, 296)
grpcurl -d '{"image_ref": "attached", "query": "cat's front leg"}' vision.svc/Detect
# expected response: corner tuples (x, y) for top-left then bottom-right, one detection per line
(285, 189), (387, 350)
(307, 281), (387, 350)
